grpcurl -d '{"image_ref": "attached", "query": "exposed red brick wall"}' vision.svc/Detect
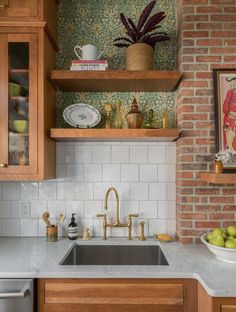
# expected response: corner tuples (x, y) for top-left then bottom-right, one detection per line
(176, 0), (236, 243)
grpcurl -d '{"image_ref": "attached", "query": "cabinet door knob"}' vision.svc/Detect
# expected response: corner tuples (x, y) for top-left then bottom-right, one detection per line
(0, 163), (8, 168)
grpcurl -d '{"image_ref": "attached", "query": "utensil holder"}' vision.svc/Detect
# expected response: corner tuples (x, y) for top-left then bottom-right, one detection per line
(46, 225), (58, 242)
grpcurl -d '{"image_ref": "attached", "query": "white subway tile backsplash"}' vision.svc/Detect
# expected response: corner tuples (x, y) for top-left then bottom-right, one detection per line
(111, 146), (129, 163)
(66, 164), (84, 181)
(10, 201), (20, 219)
(93, 146), (110, 163)
(131, 183), (148, 200)
(149, 219), (167, 236)
(139, 201), (158, 218)
(140, 164), (157, 182)
(20, 219), (38, 236)
(48, 200), (66, 219)
(167, 183), (176, 200)
(121, 164), (139, 182)
(2, 183), (20, 200)
(2, 219), (20, 236)
(93, 182), (111, 200)
(111, 183), (130, 200)
(148, 146), (166, 163)
(158, 201), (176, 219)
(130, 146), (147, 163)
(66, 200), (84, 218)
(57, 182), (74, 200)
(158, 164), (176, 182)
(103, 164), (120, 181)
(21, 183), (39, 200)
(39, 182), (57, 200)
(149, 183), (167, 200)
(84, 201), (103, 218)
(0, 141), (176, 237)
(30, 200), (47, 218)
(84, 164), (102, 181)
(0, 201), (11, 218)
(75, 146), (93, 163)
(74, 182), (93, 200)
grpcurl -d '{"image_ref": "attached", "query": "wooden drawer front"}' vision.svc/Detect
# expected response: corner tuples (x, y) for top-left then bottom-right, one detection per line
(221, 305), (236, 312)
(45, 282), (184, 305)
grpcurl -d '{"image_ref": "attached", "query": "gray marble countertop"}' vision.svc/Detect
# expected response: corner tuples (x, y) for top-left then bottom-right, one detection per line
(0, 237), (235, 297)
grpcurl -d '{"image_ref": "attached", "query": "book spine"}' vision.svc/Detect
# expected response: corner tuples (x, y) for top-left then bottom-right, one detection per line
(71, 60), (108, 64)
(70, 66), (108, 71)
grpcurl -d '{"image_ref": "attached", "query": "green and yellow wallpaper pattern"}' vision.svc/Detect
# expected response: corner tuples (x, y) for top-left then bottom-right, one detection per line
(56, 0), (177, 128)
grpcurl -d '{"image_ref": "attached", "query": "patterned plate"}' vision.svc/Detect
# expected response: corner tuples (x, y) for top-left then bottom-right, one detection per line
(63, 103), (101, 128)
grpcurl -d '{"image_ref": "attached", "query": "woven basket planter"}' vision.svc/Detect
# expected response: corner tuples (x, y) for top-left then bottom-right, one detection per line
(126, 43), (154, 70)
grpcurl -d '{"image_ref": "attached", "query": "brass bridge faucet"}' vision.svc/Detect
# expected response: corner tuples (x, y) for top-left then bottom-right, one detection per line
(97, 187), (139, 240)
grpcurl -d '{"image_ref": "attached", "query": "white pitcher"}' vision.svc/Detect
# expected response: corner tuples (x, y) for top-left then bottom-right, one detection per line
(74, 44), (104, 60)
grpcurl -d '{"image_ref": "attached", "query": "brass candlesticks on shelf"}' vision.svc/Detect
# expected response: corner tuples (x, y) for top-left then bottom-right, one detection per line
(104, 103), (112, 129)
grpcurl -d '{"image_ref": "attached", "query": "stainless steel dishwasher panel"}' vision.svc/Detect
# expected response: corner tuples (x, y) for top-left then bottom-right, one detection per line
(0, 279), (33, 312)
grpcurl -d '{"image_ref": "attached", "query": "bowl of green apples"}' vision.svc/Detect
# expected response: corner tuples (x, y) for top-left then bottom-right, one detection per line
(201, 225), (236, 264)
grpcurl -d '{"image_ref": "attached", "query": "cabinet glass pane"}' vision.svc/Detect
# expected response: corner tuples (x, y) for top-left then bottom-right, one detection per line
(8, 42), (29, 166)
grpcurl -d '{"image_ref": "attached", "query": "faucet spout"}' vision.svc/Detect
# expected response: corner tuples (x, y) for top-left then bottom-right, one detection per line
(104, 187), (120, 224)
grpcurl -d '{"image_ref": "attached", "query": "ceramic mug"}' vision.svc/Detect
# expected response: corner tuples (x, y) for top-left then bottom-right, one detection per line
(74, 44), (103, 60)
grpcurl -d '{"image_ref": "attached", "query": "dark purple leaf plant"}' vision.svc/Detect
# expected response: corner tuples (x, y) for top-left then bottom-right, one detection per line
(114, 0), (170, 49)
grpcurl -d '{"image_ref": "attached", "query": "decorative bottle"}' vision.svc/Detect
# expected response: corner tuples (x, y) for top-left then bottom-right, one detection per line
(126, 97), (144, 129)
(68, 213), (79, 240)
(162, 108), (169, 129)
(114, 99), (123, 128)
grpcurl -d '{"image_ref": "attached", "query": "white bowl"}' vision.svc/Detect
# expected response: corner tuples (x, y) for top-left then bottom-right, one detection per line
(201, 234), (236, 264)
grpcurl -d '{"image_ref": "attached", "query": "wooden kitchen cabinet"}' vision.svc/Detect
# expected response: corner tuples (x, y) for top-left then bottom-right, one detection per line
(198, 283), (236, 312)
(0, 26), (56, 180)
(0, 0), (58, 39)
(38, 278), (198, 312)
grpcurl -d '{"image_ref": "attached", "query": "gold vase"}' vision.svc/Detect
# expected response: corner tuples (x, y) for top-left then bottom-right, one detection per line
(126, 97), (144, 129)
(214, 160), (223, 174)
(126, 43), (154, 71)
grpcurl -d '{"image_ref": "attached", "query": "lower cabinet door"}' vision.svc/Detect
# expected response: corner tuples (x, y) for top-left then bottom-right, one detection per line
(39, 279), (186, 312)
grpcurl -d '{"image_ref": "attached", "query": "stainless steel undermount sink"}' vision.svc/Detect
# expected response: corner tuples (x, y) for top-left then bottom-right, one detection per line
(60, 244), (169, 265)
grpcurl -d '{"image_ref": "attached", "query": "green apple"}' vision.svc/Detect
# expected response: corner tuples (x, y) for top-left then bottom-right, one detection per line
(206, 232), (214, 242)
(213, 227), (226, 237)
(227, 225), (236, 237)
(209, 237), (225, 247)
(227, 235), (235, 240)
(225, 240), (236, 248)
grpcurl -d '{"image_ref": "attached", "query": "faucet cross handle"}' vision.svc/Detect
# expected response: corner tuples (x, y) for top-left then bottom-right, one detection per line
(127, 214), (139, 240)
(129, 214), (139, 218)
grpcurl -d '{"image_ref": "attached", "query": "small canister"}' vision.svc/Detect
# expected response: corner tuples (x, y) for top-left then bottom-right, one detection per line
(46, 225), (58, 242)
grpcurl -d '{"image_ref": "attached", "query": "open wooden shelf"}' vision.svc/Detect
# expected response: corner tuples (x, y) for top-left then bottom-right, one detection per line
(50, 128), (179, 142)
(50, 70), (181, 92)
(200, 172), (236, 184)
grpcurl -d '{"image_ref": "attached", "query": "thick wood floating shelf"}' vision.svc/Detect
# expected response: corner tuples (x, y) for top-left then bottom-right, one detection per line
(50, 128), (179, 142)
(50, 70), (181, 92)
(200, 172), (236, 184)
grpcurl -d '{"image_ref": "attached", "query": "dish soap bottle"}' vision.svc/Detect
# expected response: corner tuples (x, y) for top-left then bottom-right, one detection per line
(68, 213), (79, 240)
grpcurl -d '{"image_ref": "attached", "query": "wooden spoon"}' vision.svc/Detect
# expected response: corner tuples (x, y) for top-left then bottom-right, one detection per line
(42, 212), (51, 227)
(58, 214), (66, 223)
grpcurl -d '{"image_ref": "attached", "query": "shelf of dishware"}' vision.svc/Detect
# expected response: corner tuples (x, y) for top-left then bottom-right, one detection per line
(200, 172), (236, 184)
(50, 70), (181, 92)
(50, 128), (179, 142)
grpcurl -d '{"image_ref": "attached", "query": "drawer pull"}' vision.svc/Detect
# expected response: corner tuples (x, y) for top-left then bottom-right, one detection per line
(0, 163), (8, 168)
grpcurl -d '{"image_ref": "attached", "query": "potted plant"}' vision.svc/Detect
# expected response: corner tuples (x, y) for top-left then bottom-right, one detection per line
(114, 0), (170, 70)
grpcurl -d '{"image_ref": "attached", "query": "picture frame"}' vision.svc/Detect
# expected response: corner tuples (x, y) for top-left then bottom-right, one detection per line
(213, 68), (236, 171)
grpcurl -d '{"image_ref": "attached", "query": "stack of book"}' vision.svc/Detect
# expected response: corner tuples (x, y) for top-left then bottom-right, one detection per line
(70, 60), (108, 71)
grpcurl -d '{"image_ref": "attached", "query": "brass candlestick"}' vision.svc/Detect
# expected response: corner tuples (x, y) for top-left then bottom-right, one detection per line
(104, 103), (112, 129)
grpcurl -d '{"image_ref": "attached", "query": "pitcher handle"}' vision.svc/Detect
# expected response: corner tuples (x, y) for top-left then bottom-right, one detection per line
(97, 50), (104, 60)
(74, 46), (83, 60)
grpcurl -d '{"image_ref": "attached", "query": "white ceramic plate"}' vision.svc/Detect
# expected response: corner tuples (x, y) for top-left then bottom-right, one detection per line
(63, 103), (101, 128)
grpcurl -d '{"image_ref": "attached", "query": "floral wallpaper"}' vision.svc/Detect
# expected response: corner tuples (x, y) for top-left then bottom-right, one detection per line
(56, 0), (177, 128)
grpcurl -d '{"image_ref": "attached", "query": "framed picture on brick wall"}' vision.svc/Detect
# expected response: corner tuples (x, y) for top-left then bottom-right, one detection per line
(213, 68), (236, 171)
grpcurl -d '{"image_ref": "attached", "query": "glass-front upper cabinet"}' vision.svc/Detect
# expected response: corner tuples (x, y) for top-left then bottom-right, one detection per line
(0, 33), (37, 176)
